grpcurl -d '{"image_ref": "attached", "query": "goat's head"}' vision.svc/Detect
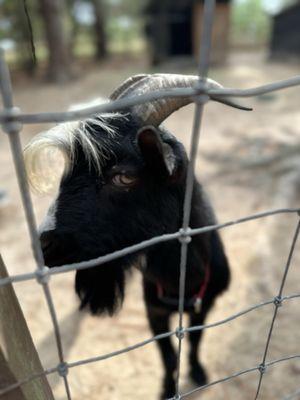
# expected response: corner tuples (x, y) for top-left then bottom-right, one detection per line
(24, 74), (247, 315)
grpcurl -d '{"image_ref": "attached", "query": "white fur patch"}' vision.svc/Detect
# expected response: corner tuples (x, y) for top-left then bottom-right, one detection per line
(24, 98), (126, 194)
(38, 198), (57, 233)
(162, 142), (176, 175)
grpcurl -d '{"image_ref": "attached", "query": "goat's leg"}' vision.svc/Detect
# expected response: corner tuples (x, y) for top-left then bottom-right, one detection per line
(188, 311), (208, 387)
(146, 305), (177, 399)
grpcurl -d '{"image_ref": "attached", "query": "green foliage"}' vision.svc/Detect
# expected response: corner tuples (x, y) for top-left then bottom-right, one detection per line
(0, 0), (147, 71)
(231, 0), (271, 45)
(105, 0), (147, 18)
(103, 0), (147, 54)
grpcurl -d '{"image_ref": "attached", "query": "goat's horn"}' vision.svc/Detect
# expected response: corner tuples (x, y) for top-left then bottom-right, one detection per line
(110, 74), (148, 100)
(113, 73), (251, 126)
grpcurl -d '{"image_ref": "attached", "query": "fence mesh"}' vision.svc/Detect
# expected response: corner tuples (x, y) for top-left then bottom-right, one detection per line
(1, 0), (300, 399)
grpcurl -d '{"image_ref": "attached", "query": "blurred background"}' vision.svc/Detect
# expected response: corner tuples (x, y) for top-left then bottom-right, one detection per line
(0, 0), (299, 80)
(0, 1), (300, 400)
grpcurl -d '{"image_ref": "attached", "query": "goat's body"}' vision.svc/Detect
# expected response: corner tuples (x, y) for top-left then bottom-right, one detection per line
(26, 104), (231, 399)
(143, 226), (230, 313)
(141, 180), (230, 398)
(142, 180), (227, 299)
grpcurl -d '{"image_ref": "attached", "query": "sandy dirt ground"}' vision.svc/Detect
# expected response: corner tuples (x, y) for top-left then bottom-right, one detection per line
(0, 52), (300, 400)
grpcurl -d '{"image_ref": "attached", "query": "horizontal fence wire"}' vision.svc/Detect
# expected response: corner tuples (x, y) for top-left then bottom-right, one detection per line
(181, 354), (300, 399)
(1, 76), (300, 125)
(1, 0), (300, 398)
(0, 207), (299, 288)
(0, 293), (299, 398)
(254, 219), (300, 400)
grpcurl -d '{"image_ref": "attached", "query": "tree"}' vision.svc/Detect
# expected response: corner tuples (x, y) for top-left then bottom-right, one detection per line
(231, 0), (271, 45)
(91, 0), (107, 59)
(39, 0), (72, 82)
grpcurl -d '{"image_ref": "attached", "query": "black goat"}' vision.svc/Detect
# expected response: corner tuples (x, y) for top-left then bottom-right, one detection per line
(25, 74), (247, 399)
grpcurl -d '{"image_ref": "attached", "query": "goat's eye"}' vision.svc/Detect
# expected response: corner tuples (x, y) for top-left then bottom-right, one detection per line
(111, 173), (137, 187)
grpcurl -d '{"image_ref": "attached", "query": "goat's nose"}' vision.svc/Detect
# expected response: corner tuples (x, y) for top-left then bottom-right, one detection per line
(39, 230), (76, 267)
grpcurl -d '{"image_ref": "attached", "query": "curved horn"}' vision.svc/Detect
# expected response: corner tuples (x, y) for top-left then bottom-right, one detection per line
(110, 74), (149, 100)
(113, 73), (251, 126)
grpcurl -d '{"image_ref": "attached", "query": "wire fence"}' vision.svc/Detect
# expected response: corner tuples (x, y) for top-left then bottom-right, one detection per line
(0, 0), (300, 398)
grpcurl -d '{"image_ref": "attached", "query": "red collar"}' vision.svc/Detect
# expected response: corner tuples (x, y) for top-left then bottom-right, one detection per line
(156, 263), (210, 313)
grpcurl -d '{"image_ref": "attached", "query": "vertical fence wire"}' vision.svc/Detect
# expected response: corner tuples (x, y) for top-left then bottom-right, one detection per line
(0, 0), (300, 398)
(254, 218), (300, 400)
(175, 0), (216, 397)
(0, 49), (72, 400)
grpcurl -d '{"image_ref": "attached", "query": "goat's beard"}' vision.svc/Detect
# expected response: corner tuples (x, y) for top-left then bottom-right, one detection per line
(75, 261), (126, 316)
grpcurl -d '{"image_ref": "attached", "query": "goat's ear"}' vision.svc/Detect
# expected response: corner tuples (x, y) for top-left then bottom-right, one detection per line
(137, 126), (176, 176)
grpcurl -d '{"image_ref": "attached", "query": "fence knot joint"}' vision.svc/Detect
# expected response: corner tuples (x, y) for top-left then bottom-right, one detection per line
(175, 327), (185, 340)
(35, 266), (50, 285)
(178, 228), (192, 244)
(194, 94), (210, 105)
(57, 362), (69, 377)
(273, 295), (283, 307)
(173, 395), (181, 400)
(258, 363), (267, 375)
(1, 107), (22, 134)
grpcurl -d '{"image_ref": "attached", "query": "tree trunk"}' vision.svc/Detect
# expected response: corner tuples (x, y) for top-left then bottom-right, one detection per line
(39, 0), (72, 82)
(2, 1), (37, 75)
(19, 1), (37, 75)
(91, 0), (108, 60)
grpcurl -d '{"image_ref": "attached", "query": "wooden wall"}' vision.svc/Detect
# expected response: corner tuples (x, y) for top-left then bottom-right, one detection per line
(270, 5), (300, 59)
(193, 2), (231, 64)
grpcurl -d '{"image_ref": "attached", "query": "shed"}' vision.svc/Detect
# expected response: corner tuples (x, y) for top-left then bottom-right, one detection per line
(270, 1), (300, 59)
(144, 0), (231, 65)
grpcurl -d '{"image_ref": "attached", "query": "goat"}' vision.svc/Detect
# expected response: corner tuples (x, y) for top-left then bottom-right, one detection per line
(25, 74), (249, 399)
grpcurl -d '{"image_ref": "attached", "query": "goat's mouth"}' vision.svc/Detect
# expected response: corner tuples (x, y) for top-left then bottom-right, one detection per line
(42, 241), (102, 269)
(43, 247), (78, 268)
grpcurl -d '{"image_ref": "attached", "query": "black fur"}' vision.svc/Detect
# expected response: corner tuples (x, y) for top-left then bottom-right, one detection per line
(40, 114), (230, 399)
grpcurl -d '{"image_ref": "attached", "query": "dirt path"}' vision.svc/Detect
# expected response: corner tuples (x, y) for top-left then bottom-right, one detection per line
(0, 53), (299, 399)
